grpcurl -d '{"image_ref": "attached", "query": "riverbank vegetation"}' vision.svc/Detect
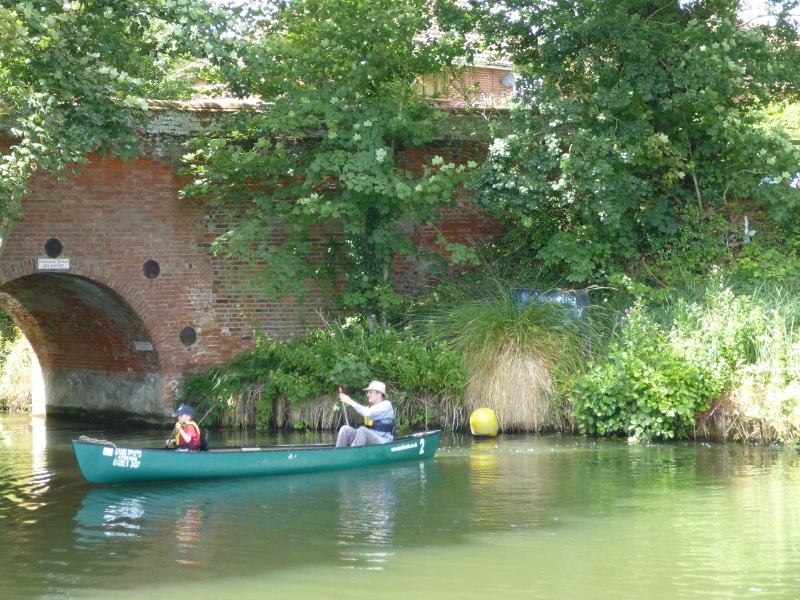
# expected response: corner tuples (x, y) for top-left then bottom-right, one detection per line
(178, 276), (591, 433)
(175, 270), (800, 445)
(0, 313), (32, 412)
(572, 277), (800, 444)
(172, 0), (800, 443)
(180, 320), (468, 432)
(412, 279), (590, 432)
(3, 1), (800, 444)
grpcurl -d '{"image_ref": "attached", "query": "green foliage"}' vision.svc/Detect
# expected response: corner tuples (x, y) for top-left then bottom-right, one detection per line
(0, 0), (237, 227)
(131, 20), (214, 101)
(0, 314), (32, 412)
(417, 279), (589, 385)
(666, 277), (800, 444)
(457, 0), (800, 284)
(180, 344), (282, 423)
(572, 275), (800, 442)
(571, 302), (721, 441)
(686, 278), (800, 377)
(761, 101), (800, 139)
(731, 234), (800, 286)
(715, 188), (800, 287)
(178, 321), (466, 430)
(181, 0), (477, 321)
(642, 204), (732, 287)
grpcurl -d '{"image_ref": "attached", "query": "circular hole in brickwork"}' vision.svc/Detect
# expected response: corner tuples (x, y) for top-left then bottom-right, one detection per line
(179, 327), (197, 346)
(44, 238), (63, 258)
(143, 259), (161, 279)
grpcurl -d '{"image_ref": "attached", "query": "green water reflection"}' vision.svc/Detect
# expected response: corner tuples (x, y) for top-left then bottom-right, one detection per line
(2, 414), (800, 599)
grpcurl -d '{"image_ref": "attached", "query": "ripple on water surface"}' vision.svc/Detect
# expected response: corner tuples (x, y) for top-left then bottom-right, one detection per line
(4, 420), (800, 599)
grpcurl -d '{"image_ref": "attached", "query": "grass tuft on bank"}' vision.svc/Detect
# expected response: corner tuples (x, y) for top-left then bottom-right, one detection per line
(412, 280), (591, 432)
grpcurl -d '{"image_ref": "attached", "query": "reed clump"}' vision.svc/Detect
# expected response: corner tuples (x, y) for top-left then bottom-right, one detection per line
(415, 283), (590, 432)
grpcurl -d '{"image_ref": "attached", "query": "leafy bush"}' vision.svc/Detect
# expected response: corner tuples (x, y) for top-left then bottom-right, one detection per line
(667, 278), (800, 445)
(465, 0), (800, 286)
(179, 321), (466, 430)
(642, 204), (732, 288)
(570, 302), (721, 441)
(572, 274), (800, 443)
(732, 240), (800, 287)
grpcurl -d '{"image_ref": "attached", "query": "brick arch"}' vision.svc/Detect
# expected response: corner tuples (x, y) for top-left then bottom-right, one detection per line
(0, 150), (223, 424)
(0, 113), (504, 424)
(0, 257), (167, 344)
(0, 260), (168, 423)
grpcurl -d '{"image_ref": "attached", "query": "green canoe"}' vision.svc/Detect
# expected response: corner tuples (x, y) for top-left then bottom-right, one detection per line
(72, 430), (440, 484)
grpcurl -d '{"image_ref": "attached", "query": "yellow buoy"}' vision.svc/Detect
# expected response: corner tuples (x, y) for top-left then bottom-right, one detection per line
(469, 407), (499, 437)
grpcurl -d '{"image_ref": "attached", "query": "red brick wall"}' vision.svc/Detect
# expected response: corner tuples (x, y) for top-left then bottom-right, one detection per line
(0, 154), (222, 404)
(440, 66), (517, 107)
(0, 110), (503, 416)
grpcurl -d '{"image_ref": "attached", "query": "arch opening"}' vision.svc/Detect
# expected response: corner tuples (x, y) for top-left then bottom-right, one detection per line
(0, 273), (165, 423)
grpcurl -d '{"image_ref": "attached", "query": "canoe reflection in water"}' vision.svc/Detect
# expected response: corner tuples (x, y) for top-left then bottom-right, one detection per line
(71, 461), (447, 580)
(336, 468), (399, 570)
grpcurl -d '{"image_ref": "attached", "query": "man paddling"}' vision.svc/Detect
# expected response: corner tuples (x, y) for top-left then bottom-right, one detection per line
(166, 404), (202, 451)
(336, 381), (395, 448)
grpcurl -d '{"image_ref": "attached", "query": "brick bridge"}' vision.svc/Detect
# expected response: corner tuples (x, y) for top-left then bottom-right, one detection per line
(0, 104), (501, 423)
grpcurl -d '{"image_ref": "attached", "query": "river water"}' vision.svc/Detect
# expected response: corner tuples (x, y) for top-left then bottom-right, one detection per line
(2, 413), (800, 599)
